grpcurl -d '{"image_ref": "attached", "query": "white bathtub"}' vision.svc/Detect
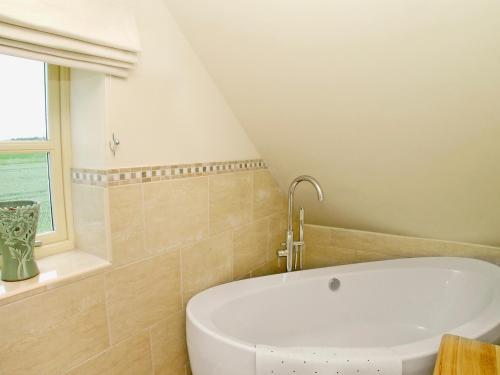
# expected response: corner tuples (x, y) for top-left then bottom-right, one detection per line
(187, 257), (500, 375)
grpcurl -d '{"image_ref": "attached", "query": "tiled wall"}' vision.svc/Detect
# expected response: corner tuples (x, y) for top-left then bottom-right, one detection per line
(304, 224), (500, 269)
(71, 183), (110, 259)
(3, 160), (499, 375)
(0, 165), (287, 375)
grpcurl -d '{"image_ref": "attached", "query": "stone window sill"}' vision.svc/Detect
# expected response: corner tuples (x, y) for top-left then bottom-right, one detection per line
(0, 250), (111, 307)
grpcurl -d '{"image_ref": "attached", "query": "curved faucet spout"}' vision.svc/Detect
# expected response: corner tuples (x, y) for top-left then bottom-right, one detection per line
(278, 175), (324, 272)
(287, 175), (324, 232)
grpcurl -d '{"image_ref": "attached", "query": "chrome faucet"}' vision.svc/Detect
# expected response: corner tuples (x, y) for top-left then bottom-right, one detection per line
(277, 175), (324, 272)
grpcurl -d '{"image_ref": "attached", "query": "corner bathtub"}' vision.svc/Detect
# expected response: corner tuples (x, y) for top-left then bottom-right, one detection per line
(187, 257), (500, 375)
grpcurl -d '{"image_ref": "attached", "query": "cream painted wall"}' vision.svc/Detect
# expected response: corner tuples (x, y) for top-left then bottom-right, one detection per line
(70, 70), (108, 170)
(163, 0), (500, 246)
(105, 0), (259, 168)
(71, 0), (259, 170)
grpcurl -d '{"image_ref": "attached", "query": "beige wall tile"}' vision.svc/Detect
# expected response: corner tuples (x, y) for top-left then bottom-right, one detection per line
(253, 170), (285, 220)
(305, 225), (333, 247)
(105, 251), (181, 344)
(305, 225), (422, 268)
(109, 184), (146, 266)
(234, 272), (253, 281)
(181, 232), (233, 305)
(304, 225), (360, 268)
(0, 276), (109, 375)
(463, 247), (500, 265)
(305, 247), (356, 269)
(66, 331), (152, 375)
(267, 212), (287, 264)
(251, 260), (285, 277)
(72, 183), (108, 259)
(353, 249), (398, 263)
(151, 311), (187, 375)
(412, 239), (500, 264)
(305, 224), (500, 268)
(330, 227), (416, 257)
(233, 218), (269, 278)
(209, 172), (252, 235)
(307, 225), (418, 257)
(143, 178), (209, 253)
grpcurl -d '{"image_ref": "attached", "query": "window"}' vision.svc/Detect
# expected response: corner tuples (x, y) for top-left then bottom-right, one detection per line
(0, 54), (72, 254)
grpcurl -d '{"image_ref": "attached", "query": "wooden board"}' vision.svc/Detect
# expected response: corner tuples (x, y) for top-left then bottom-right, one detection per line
(433, 335), (500, 375)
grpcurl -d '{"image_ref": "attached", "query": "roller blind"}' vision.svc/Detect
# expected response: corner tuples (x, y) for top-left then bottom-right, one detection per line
(0, 0), (140, 77)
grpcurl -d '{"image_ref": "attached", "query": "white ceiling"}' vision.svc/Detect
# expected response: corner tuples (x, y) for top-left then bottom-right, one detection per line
(163, 0), (500, 246)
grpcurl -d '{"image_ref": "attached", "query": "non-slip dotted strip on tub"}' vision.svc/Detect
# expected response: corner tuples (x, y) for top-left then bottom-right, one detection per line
(256, 345), (402, 375)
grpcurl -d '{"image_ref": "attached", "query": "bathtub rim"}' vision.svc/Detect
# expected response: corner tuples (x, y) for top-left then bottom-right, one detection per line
(186, 257), (500, 362)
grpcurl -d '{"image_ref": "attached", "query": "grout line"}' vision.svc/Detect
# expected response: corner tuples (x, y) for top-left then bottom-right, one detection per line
(61, 328), (149, 374)
(207, 173), (211, 240)
(148, 327), (155, 374)
(266, 214), (273, 264)
(61, 347), (107, 374)
(103, 208), (286, 282)
(250, 170), (255, 223)
(140, 183), (147, 259)
(230, 229), (235, 281)
(102, 274), (114, 347)
(179, 246), (185, 309)
(107, 244), (180, 273)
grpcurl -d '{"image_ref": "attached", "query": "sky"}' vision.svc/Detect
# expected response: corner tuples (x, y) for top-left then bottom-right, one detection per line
(0, 54), (47, 141)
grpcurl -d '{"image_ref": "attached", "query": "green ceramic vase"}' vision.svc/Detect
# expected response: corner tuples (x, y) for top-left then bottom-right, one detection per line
(0, 201), (40, 282)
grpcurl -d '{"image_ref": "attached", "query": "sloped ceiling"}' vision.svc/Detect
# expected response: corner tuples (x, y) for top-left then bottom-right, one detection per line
(163, 0), (500, 246)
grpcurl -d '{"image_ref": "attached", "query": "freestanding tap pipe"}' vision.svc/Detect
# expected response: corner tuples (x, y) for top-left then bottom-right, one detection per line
(284, 175), (324, 272)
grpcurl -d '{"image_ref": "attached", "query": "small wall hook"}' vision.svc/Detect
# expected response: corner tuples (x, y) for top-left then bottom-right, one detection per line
(109, 133), (120, 156)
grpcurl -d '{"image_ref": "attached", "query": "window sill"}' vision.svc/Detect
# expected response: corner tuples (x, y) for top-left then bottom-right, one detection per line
(36, 239), (75, 258)
(0, 250), (111, 307)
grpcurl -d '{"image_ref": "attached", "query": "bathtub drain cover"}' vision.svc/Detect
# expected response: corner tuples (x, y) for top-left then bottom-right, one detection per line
(328, 277), (341, 291)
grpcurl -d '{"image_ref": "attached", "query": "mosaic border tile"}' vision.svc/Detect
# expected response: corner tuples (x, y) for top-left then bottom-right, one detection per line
(72, 159), (267, 187)
(71, 169), (108, 187)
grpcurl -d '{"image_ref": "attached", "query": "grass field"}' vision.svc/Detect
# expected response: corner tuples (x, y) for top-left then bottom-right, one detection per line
(0, 153), (53, 233)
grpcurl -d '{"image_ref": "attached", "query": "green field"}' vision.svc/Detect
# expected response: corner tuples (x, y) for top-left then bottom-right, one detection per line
(0, 153), (53, 233)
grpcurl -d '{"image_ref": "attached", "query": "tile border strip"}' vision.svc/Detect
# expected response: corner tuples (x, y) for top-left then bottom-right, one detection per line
(72, 159), (267, 187)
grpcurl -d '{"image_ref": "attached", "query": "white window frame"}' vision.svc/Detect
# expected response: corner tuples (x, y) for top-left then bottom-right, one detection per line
(0, 64), (73, 257)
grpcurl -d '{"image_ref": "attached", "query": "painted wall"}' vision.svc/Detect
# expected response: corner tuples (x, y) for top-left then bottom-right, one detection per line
(71, 0), (259, 170)
(70, 70), (108, 170)
(163, 0), (500, 247)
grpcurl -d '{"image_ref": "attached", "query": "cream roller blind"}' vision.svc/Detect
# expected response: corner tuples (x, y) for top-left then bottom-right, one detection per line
(0, 0), (141, 77)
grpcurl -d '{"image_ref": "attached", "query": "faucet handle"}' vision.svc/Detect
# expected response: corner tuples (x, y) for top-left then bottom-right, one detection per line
(277, 249), (288, 257)
(277, 249), (288, 268)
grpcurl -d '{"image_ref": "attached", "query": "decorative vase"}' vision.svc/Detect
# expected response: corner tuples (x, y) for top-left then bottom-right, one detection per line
(0, 201), (40, 281)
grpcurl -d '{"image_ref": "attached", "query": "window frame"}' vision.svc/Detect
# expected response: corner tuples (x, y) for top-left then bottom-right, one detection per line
(0, 64), (73, 257)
